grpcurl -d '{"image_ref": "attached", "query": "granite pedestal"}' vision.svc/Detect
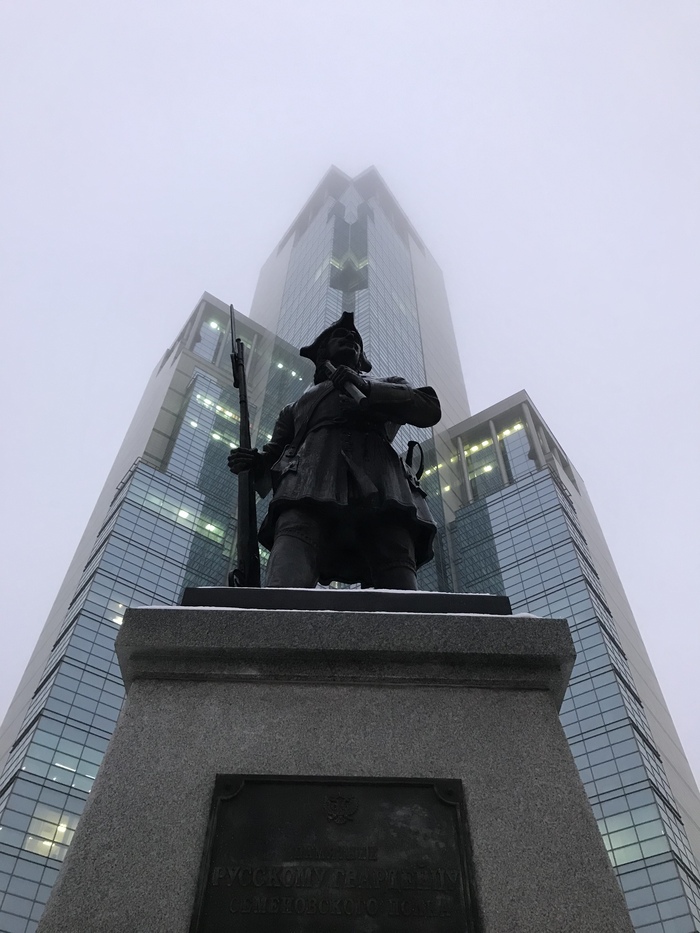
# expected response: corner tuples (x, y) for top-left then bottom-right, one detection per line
(37, 603), (633, 933)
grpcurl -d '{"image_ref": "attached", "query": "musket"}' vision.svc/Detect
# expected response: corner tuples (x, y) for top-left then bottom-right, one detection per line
(228, 305), (261, 587)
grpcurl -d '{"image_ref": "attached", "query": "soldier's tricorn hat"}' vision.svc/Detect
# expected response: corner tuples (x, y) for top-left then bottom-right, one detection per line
(299, 311), (372, 373)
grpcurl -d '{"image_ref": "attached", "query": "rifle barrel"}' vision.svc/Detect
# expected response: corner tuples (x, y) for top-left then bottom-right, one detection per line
(228, 307), (260, 588)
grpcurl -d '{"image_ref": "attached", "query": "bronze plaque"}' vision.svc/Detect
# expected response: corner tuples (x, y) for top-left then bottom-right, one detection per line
(190, 775), (479, 932)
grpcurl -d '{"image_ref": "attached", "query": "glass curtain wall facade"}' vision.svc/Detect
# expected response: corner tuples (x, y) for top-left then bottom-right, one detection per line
(0, 168), (699, 933)
(445, 394), (700, 933)
(0, 296), (313, 933)
(247, 168), (700, 933)
(249, 166), (471, 590)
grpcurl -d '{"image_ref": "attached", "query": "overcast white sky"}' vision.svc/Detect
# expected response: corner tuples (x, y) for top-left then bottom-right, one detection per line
(1, 1), (698, 780)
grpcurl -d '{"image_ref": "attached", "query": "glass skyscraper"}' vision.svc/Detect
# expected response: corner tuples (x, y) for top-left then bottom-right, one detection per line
(0, 297), (313, 932)
(0, 167), (698, 933)
(445, 394), (700, 933)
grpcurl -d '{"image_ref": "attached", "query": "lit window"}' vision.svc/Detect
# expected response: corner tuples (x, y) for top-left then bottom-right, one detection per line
(24, 807), (79, 861)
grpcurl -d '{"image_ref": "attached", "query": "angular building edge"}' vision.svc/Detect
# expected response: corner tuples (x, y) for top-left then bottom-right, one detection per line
(1, 166), (699, 933)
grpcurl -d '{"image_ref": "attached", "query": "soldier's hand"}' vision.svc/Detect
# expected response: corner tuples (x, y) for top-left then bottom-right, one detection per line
(329, 365), (370, 396)
(227, 448), (261, 475)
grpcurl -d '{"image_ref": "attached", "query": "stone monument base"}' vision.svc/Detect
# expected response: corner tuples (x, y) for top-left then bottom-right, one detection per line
(37, 603), (633, 933)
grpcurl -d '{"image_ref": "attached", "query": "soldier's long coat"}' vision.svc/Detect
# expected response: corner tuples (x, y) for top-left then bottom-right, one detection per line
(256, 376), (441, 584)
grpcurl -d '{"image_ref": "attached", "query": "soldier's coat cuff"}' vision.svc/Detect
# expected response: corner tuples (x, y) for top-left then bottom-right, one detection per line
(366, 381), (412, 405)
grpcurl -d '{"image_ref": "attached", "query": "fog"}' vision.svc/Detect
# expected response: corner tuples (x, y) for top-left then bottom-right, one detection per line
(1, 1), (698, 779)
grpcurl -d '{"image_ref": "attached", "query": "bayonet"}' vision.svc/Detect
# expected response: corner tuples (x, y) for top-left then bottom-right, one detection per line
(228, 305), (261, 587)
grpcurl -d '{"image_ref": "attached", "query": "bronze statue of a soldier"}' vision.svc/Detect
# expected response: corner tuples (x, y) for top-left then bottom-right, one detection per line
(227, 312), (441, 589)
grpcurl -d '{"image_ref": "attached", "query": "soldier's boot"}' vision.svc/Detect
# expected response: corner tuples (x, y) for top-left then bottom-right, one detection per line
(369, 522), (418, 590)
(265, 509), (320, 588)
(372, 566), (418, 590)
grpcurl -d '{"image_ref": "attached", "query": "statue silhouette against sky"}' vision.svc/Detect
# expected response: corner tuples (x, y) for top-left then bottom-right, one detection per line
(228, 312), (441, 589)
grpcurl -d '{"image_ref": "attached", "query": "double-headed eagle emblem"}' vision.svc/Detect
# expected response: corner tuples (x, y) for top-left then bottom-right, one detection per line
(324, 794), (358, 825)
